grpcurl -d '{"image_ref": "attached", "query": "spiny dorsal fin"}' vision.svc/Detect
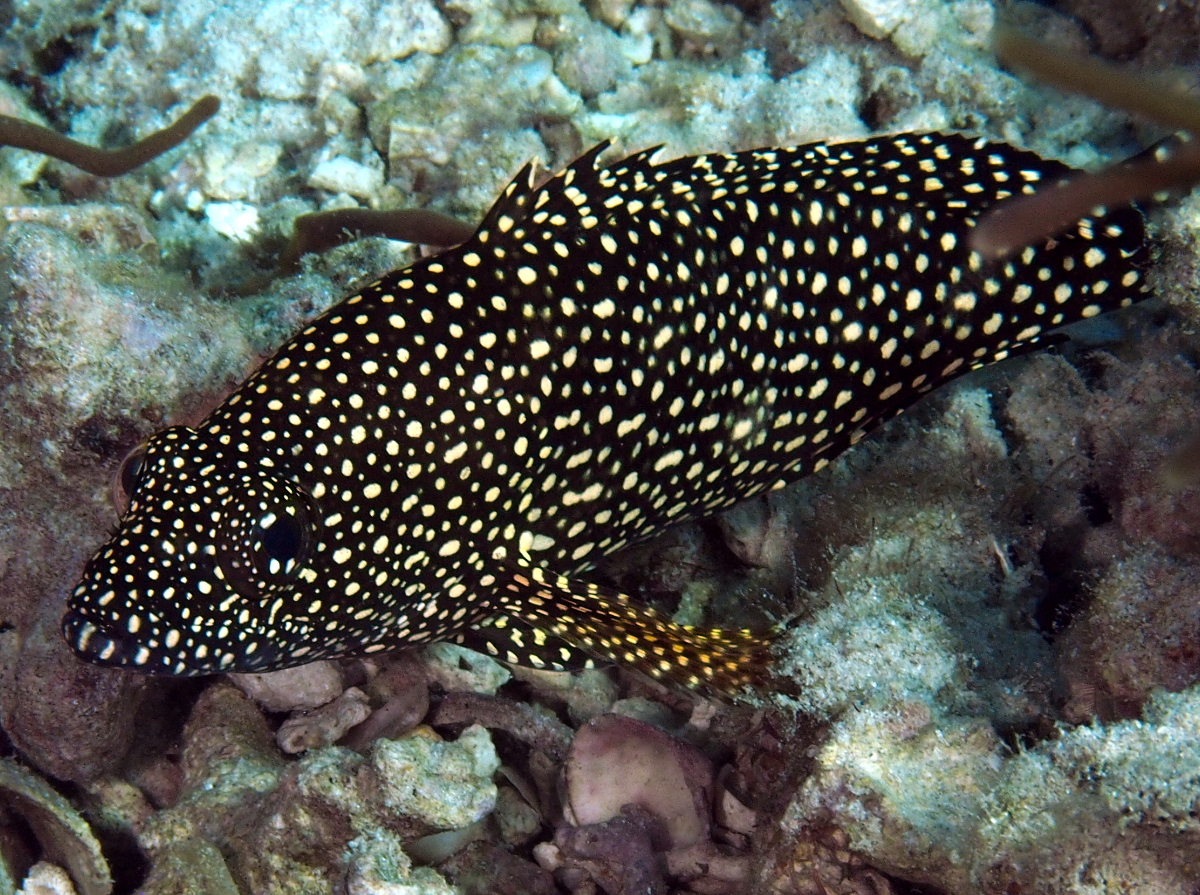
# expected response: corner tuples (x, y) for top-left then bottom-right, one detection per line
(471, 140), (615, 241)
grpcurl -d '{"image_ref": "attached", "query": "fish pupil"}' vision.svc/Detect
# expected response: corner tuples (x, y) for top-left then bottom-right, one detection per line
(258, 512), (303, 567)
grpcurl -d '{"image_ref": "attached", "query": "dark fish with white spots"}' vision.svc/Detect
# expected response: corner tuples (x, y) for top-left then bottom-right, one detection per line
(63, 133), (1146, 692)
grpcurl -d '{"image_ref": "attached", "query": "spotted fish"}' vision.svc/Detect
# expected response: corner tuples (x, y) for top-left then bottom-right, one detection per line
(63, 133), (1146, 692)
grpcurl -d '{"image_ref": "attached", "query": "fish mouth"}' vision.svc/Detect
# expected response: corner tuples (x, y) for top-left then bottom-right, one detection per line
(61, 610), (160, 670)
(61, 608), (295, 676)
(61, 610), (225, 674)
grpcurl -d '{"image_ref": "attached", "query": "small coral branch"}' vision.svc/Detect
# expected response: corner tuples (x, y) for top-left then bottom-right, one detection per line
(993, 23), (1200, 132)
(276, 206), (475, 275)
(972, 24), (1200, 258)
(0, 95), (220, 176)
(1, 92), (474, 281)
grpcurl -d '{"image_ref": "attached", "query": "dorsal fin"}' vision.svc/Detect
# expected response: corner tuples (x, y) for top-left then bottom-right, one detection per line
(471, 140), (615, 239)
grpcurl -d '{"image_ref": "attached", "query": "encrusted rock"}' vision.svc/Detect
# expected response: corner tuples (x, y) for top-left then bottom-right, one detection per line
(555, 806), (669, 895)
(0, 634), (149, 785)
(345, 829), (458, 895)
(137, 839), (239, 895)
(423, 643), (511, 695)
(277, 687), (373, 753)
(494, 785), (542, 847)
(508, 667), (618, 726)
(307, 156), (385, 200)
(0, 217), (252, 429)
(0, 758), (111, 895)
(371, 725), (500, 829)
(663, 0), (744, 51)
(342, 656), (430, 750)
(140, 685), (284, 857)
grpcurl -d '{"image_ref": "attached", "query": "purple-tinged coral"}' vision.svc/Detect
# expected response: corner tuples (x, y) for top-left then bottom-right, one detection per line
(553, 711), (760, 893)
(553, 806), (669, 895)
(565, 713), (713, 850)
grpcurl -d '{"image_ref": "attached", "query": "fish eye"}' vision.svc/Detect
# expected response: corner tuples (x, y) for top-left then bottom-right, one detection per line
(112, 442), (149, 516)
(216, 477), (318, 601)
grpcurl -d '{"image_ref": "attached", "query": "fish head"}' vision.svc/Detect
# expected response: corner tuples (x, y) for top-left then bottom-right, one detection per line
(63, 425), (327, 674)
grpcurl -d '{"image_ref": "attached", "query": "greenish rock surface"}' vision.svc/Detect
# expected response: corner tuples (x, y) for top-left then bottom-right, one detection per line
(372, 725), (501, 829)
(345, 830), (460, 895)
(423, 644), (512, 695)
(137, 686), (488, 890)
(138, 839), (240, 895)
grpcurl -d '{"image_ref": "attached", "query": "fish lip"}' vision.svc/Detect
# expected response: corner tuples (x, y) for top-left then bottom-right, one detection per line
(60, 609), (157, 670)
(60, 608), (290, 676)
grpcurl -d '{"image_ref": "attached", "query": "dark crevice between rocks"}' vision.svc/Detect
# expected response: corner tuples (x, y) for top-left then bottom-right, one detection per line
(96, 825), (148, 894)
(724, 0), (771, 18)
(1079, 482), (1113, 526)
(70, 414), (146, 466)
(984, 381), (1022, 457)
(31, 35), (78, 77)
(25, 773), (150, 893)
(1034, 525), (1096, 641)
(891, 877), (952, 895)
(993, 714), (1062, 754)
(859, 89), (892, 131)
(1064, 346), (1115, 391)
(0, 803), (38, 886)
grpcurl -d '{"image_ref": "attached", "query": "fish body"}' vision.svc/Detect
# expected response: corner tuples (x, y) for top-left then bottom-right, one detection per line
(64, 133), (1146, 691)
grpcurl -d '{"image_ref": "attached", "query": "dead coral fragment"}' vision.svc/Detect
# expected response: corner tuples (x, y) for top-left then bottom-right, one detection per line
(565, 713), (713, 850)
(972, 24), (1200, 258)
(0, 96), (219, 177)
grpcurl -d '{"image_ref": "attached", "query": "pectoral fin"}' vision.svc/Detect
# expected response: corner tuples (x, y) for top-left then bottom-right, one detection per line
(473, 563), (774, 694)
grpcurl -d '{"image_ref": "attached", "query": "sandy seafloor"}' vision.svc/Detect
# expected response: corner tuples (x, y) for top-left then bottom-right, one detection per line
(1, 0), (1200, 892)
